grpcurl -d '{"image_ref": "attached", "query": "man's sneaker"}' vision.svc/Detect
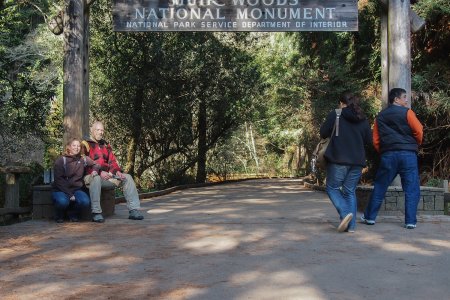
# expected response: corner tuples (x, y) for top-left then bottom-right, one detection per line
(360, 215), (375, 225)
(92, 213), (105, 223)
(337, 213), (353, 232)
(129, 209), (144, 220)
(405, 224), (416, 229)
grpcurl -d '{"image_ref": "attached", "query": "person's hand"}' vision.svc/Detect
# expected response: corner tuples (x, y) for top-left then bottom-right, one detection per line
(116, 171), (126, 180)
(100, 171), (112, 180)
(69, 195), (76, 201)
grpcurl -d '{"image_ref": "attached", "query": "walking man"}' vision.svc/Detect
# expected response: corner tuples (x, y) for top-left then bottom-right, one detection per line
(362, 88), (423, 229)
(82, 121), (144, 222)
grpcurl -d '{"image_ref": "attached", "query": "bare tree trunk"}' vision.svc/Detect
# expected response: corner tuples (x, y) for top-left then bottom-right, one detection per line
(196, 98), (207, 183)
(249, 124), (259, 173)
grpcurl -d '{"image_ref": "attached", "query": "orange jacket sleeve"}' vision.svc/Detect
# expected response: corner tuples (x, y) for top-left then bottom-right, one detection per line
(407, 110), (423, 145)
(372, 120), (380, 153)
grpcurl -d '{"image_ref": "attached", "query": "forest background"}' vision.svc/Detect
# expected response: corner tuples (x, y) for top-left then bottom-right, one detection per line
(0, 0), (449, 206)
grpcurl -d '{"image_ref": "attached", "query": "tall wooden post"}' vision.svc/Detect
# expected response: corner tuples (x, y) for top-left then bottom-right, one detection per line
(63, 0), (90, 143)
(388, 0), (411, 108)
(380, 0), (424, 108)
(381, 5), (389, 108)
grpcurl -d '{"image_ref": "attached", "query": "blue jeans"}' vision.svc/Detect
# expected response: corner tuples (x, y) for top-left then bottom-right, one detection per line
(326, 163), (363, 231)
(52, 190), (90, 219)
(364, 150), (420, 225)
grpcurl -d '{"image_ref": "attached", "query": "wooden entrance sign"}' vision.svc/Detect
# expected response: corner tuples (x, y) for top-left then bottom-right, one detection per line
(113, 0), (358, 32)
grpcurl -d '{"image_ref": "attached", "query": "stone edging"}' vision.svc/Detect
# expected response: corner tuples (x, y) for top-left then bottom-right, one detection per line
(115, 177), (270, 204)
(303, 181), (448, 215)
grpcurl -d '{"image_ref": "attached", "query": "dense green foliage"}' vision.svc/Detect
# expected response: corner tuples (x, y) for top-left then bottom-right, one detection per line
(0, 0), (449, 194)
(0, 0), (62, 165)
(89, 1), (261, 187)
(411, 0), (450, 181)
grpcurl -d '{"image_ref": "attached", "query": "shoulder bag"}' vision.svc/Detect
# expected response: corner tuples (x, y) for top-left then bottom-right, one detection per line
(312, 108), (342, 170)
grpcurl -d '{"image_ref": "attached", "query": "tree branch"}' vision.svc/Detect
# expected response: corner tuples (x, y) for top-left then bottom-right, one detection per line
(21, 0), (48, 22)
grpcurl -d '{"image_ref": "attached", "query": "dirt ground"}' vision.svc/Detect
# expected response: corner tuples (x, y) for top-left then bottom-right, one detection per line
(1, 179), (450, 300)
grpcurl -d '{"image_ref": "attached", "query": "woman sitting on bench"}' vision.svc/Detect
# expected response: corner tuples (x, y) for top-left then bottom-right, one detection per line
(51, 138), (100, 223)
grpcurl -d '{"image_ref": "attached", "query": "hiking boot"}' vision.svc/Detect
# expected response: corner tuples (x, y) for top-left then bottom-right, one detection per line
(129, 209), (144, 220)
(405, 224), (416, 229)
(337, 213), (353, 232)
(92, 213), (105, 223)
(360, 215), (375, 225)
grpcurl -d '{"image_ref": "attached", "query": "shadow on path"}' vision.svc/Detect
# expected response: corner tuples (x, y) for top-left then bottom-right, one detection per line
(1, 179), (449, 299)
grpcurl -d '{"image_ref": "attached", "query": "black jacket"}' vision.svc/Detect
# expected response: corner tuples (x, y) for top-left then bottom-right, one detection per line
(377, 105), (418, 153)
(320, 106), (372, 167)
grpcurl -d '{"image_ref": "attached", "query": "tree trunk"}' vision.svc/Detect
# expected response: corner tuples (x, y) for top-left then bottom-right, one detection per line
(124, 89), (144, 179)
(125, 137), (137, 175)
(196, 98), (207, 183)
(63, 0), (89, 143)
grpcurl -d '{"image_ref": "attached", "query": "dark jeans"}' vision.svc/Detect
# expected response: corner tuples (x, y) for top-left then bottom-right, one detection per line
(52, 190), (90, 220)
(364, 150), (420, 225)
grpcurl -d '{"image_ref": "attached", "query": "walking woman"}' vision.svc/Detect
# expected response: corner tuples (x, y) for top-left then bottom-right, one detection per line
(52, 138), (100, 223)
(320, 91), (372, 232)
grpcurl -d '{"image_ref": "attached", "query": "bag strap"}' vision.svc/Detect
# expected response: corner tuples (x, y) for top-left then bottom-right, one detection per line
(63, 156), (68, 180)
(334, 108), (342, 136)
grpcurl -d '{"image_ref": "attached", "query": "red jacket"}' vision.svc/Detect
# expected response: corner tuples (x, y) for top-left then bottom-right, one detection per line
(82, 138), (122, 175)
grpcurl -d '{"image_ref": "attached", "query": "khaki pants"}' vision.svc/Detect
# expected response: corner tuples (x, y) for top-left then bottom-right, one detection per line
(84, 174), (140, 214)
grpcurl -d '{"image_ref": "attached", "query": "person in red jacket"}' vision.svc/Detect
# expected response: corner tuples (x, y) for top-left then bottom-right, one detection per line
(82, 121), (144, 223)
(52, 138), (100, 223)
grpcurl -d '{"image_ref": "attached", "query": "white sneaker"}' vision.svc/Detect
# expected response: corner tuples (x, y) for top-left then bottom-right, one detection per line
(360, 215), (375, 225)
(405, 224), (416, 229)
(338, 213), (353, 232)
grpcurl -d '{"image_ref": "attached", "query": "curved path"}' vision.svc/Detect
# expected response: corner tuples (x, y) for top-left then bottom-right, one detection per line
(1, 179), (449, 299)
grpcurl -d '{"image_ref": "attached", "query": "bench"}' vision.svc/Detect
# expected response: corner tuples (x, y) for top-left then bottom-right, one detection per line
(33, 185), (116, 220)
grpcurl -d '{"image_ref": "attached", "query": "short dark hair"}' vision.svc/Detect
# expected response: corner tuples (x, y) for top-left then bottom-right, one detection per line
(388, 88), (407, 104)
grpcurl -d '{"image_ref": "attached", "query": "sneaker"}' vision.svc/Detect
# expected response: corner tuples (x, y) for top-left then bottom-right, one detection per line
(92, 213), (105, 223)
(55, 218), (64, 223)
(69, 216), (79, 222)
(337, 213), (353, 232)
(360, 215), (375, 225)
(405, 224), (416, 229)
(129, 209), (144, 220)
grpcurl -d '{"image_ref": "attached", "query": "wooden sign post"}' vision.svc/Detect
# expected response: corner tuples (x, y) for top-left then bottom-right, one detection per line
(57, 0), (423, 147)
(380, 0), (425, 108)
